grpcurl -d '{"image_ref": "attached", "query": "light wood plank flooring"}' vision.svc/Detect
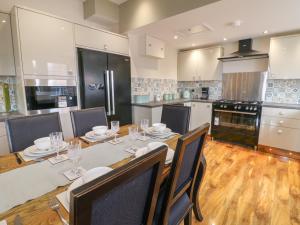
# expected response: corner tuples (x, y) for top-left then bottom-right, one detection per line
(189, 140), (300, 225)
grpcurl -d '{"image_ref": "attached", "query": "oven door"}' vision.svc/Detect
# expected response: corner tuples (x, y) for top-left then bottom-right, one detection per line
(211, 109), (260, 146)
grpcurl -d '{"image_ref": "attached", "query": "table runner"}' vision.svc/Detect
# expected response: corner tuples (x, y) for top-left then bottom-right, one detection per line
(0, 135), (172, 213)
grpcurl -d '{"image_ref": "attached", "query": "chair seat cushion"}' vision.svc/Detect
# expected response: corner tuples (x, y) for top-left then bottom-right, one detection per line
(153, 190), (192, 225)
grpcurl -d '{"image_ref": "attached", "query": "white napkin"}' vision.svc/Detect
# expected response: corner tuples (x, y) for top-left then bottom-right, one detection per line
(0, 220), (7, 225)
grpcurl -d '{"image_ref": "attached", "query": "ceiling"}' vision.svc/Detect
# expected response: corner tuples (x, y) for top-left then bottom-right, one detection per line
(109, 0), (128, 5)
(129, 0), (300, 50)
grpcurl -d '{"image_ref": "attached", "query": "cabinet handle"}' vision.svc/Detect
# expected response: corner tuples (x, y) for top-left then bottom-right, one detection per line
(279, 120), (284, 124)
(277, 129), (283, 134)
(104, 44), (108, 50)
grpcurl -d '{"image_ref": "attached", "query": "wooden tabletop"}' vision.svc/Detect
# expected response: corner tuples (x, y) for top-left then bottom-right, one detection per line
(0, 125), (180, 225)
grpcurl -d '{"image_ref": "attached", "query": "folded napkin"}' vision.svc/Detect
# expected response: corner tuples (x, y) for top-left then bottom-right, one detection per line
(0, 220), (7, 225)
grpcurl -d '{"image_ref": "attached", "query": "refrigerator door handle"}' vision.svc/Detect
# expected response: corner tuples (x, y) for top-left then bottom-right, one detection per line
(105, 70), (111, 116)
(111, 70), (116, 115)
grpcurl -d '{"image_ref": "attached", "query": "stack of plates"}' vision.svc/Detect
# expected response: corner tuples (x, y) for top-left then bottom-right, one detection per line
(23, 142), (68, 157)
(85, 130), (114, 141)
(146, 127), (173, 138)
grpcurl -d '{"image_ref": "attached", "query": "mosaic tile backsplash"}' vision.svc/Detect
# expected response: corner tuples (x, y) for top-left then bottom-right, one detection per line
(131, 77), (177, 101)
(0, 77), (17, 112)
(177, 81), (222, 100)
(265, 79), (300, 104)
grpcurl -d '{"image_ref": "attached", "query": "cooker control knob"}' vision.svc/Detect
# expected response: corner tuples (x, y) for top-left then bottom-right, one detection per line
(220, 105), (223, 108)
(253, 107), (257, 111)
(238, 106), (242, 110)
(250, 107), (253, 111)
(234, 105), (238, 110)
(224, 105), (227, 109)
(246, 106), (249, 110)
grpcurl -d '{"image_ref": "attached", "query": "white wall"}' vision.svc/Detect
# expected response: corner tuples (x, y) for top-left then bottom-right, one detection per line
(129, 33), (177, 80)
(0, 0), (117, 32)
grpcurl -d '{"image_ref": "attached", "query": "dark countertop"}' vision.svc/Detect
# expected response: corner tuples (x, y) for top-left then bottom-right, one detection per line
(0, 112), (25, 122)
(131, 99), (214, 108)
(262, 102), (300, 110)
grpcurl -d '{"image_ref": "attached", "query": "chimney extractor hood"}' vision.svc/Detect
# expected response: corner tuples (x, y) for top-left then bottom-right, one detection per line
(218, 39), (269, 62)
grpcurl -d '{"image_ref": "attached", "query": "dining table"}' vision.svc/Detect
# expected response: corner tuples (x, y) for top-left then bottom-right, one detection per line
(0, 124), (181, 225)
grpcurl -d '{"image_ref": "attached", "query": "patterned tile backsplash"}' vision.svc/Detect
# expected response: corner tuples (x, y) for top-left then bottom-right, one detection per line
(177, 81), (222, 100)
(131, 77), (177, 101)
(265, 79), (300, 104)
(0, 77), (17, 112)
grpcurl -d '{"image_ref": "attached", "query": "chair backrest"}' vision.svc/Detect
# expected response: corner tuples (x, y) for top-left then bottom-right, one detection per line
(160, 104), (191, 135)
(160, 123), (210, 225)
(70, 107), (108, 137)
(6, 112), (62, 152)
(70, 146), (168, 225)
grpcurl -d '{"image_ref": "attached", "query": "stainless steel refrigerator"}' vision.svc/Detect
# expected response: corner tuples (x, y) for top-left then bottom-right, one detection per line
(77, 48), (132, 125)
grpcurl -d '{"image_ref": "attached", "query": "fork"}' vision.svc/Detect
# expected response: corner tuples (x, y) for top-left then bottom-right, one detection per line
(48, 199), (69, 225)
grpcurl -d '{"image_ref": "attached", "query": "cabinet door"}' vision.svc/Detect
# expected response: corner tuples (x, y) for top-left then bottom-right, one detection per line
(269, 35), (300, 79)
(17, 8), (75, 76)
(200, 47), (222, 81)
(0, 13), (15, 76)
(75, 25), (129, 55)
(178, 51), (198, 81)
(190, 102), (212, 131)
(146, 36), (165, 59)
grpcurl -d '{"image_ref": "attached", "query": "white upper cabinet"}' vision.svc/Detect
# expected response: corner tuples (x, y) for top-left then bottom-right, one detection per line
(15, 8), (76, 77)
(269, 34), (300, 79)
(75, 25), (129, 56)
(0, 13), (15, 76)
(178, 46), (223, 81)
(146, 35), (165, 59)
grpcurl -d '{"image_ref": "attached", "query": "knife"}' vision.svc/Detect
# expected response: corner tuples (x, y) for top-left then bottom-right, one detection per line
(14, 215), (23, 225)
(14, 153), (22, 165)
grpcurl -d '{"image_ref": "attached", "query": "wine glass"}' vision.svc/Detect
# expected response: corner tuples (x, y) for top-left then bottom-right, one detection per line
(140, 119), (149, 140)
(128, 125), (138, 151)
(50, 132), (63, 160)
(111, 121), (120, 143)
(68, 139), (82, 176)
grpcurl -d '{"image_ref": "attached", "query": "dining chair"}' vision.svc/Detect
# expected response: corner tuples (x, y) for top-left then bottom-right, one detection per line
(69, 146), (168, 225)
(161, 104), (191, 135)
(70, 107), (108, 137)
(153, 123), (210, 225)
(6, 112), (62, 153)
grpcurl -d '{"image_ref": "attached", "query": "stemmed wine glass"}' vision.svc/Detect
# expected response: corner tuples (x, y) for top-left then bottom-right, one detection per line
(140, 119), (149, 141)
(50, 132), (63, 160)
(111, 121), (120, 143)
(128, 125), (138, 151)
(67, 139), (82, 176)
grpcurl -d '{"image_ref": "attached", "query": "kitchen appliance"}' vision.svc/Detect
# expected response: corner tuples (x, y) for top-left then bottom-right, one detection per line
(25, 79), (78, 114)
(200, 87), (209, 100)
(183, 90), (191, 99)
(77, 48), (132, 125)
(211, 72), (267, 148)
(218, 39), (269, 62)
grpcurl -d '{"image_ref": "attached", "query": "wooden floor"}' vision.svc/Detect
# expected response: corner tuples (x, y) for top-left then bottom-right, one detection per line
(187, 140), (300, 225)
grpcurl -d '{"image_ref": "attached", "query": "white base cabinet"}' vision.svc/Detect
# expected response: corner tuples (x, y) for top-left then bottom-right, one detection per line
(184, 102), (212, 133)
(132, 106), (162, 125)
(259, 107), (300, 152)
(0, 122), (10, 155)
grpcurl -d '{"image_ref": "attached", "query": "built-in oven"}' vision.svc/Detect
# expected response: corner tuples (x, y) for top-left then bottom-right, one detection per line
(24, 79), (78, 114)
(211, 101), (262, 148)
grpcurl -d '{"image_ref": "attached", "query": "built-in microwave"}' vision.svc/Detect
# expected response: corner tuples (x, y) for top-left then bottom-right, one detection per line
(24, 79), (78, 114)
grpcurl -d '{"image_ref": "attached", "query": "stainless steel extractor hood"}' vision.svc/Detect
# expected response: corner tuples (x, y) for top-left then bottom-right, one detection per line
(218, 39), (269, 62)
(222, 72), (268, 101)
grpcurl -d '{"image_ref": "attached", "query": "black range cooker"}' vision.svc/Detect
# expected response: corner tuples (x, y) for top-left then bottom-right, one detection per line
(211, 100), (262, 149)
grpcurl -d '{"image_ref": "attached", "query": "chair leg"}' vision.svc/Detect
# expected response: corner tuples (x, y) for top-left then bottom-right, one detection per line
(184, 210), (192, 225)
(192, 156), (207, 221)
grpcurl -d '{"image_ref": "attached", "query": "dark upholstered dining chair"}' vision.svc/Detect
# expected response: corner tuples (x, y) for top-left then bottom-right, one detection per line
(70, 107), (108, 137)
(153, 123), (210, 225)
(6, 112), (62, 153)
(161, 104), (191, 135)
(69, 146), (168, 225)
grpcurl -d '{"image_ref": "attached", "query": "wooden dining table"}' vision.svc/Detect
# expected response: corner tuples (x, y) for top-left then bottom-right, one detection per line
(0, 125), (180, 225)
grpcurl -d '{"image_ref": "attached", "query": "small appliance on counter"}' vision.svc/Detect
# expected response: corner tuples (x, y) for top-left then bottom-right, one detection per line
(200, 87), (209, 100)
(133, 95), (150, 104)
(154, 94), (161, 102)
(183, 90), (191, 99)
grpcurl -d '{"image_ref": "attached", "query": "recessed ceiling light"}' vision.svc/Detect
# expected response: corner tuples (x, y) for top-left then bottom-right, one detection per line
(223, 38), (227, 41)
(173, 35), (178, 40)
(233, 20), (242, 27)
(2, 20), (6, 23)
(192, 43), (196, 47)
(263, 30), (269, 34)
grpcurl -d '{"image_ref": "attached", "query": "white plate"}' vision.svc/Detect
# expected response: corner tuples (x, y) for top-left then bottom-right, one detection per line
(66, 167), (113, 202)
(24, 142), (68, 157)
(147, 128), (172, 137)
(85, 130), (114, 140)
